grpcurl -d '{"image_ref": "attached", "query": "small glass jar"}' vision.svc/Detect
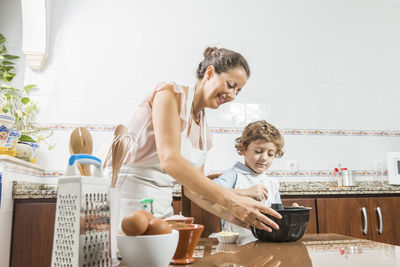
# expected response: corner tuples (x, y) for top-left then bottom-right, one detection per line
(139, 198), (154, 214)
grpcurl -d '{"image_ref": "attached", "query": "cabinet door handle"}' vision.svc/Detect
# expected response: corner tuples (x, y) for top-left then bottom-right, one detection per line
(362, 207), (368, 235)
(377, 207), (383, 234)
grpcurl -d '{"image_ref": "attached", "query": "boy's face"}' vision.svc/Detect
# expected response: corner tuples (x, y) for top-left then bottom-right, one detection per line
(241, 139), (277, 174)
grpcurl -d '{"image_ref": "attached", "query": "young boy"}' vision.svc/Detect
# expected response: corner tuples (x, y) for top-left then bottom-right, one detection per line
(213, 120), (285, 236)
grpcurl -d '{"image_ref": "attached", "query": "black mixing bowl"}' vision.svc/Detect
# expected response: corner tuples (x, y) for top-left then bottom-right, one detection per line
(250, 204), (311, 242)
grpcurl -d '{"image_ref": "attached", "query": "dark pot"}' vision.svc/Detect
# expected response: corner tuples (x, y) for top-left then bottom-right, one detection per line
(251, 206), (311, 242)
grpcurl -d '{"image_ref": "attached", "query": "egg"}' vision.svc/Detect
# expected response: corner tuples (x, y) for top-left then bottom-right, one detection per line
(121, 211), (149, 236)
(144, 218), (172, 235)
(137, 209), (155, 221)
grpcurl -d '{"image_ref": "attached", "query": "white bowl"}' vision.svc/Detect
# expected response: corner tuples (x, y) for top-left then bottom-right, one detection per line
(117, 230), (179, 267)
(217, 232), (239, 244)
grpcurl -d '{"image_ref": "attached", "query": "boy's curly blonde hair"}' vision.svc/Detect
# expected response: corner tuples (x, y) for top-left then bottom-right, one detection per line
(235, 120), (284, 158)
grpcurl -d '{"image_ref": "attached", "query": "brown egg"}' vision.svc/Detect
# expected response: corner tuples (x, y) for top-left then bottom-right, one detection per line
(145, 218), (172, 235)
(137, 210), (155, 221)
(121, 211), (149, 236)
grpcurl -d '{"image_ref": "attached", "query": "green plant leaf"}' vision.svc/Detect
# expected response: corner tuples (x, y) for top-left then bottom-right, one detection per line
(3, 54), (19, 59)
(47, 144), (56, 150)
(0, 34), (5, 44)
(21, 97), (30, 105)
(24, 84), (36, 93)
(2, 61), (15, 65)
(4, 66), (14, 72)
(0, 44), (6, 54)
(2, 71), (16, 82)
(19, 134), (36, 142)
(0, 55), (4, 60)
(1, 84), (12, 88)
(2, 108), (8, 113)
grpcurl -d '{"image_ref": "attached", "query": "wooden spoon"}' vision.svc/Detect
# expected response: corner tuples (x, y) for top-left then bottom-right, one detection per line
(69, 127), (93, 176)
(111, 124), (128, 187)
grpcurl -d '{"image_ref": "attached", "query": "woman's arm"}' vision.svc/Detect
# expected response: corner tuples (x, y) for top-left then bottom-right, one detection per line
(184, 188), (248, 228)
(152, 85), (281, 231)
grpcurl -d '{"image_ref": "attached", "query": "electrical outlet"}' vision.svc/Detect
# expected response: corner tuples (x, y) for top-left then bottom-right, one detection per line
(287, 160), (298, 171)
(374, 160), (383, 171)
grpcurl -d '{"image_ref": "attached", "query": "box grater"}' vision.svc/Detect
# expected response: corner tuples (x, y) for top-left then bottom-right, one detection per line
(51, 154), (112, 267)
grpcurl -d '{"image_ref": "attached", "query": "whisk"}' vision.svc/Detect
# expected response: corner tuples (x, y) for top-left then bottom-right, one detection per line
(103, 124), (138, 188)
(104, 124), (138, 266)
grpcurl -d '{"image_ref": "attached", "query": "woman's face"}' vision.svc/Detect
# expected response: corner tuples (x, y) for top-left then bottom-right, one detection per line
(202, 66), (248, 109)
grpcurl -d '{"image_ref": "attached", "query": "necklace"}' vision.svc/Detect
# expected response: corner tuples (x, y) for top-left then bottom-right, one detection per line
(192, 101), (201, 124)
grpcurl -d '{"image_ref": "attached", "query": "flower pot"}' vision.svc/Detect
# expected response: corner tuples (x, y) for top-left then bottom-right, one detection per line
(0, 114), (15, 147)
(5, 130), (21, 150)
(24, 141), (40, 162)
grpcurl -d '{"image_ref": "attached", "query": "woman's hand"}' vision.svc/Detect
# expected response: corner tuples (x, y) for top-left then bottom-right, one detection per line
(226, 193), (282, 232)
(235, 185), (269, 201)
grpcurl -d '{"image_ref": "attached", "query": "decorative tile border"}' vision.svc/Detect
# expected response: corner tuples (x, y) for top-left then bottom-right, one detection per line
(41, 123), (116, 132)
(211, 127), (400, 137)
(44, 169), (387, 178)
(42, 171), (65, 177)
(206, 170), (387, 178)
(40, 123), (400, 137)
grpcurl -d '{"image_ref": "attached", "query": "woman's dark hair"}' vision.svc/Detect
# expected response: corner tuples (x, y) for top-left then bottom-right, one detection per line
(196, 47), (250, 79)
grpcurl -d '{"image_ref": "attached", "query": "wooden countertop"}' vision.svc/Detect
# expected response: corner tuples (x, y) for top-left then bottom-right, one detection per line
(120, 233), (400, 267)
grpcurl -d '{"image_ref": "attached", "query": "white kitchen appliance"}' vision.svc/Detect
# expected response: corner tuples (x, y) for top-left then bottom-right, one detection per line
(386, 152), (400, 185)
(50, 154), (111, 267)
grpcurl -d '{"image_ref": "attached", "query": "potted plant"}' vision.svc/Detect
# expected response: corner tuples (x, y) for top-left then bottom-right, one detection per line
(0, 33), (54, 161)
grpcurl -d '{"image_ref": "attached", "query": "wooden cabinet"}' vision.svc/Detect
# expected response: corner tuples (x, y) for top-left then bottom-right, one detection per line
(317, 198), (372, 240)
(367, 197), (400, 245)
(281, 198), (318, 234)
(317, 196), (400, 245)
(11, 199), (56, 267)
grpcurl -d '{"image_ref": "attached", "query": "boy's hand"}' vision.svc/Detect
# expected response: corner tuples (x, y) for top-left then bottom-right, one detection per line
(292, 202), (303, 207)
(240, 185), (269, 201)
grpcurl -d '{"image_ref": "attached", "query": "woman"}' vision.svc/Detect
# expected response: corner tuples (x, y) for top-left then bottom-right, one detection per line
(116, 47), (281, 232)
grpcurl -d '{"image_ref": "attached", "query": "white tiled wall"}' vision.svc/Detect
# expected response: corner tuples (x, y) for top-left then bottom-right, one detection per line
(1, 0), (400, 173)
(0, 212), (12, 266)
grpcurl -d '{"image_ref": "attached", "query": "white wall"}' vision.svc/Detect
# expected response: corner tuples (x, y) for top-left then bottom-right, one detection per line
(0, 0), (24, 90)
(2, 0), (400, 176)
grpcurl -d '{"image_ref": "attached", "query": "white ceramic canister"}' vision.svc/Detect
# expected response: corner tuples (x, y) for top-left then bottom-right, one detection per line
(342, 170), (356, 186)
(0, 114), (15, 147)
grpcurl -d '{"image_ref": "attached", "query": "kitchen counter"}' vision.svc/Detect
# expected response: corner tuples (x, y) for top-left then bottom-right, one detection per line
(117, 233), (400, 266)
(190, 234), (399, 267)
(279, 181), (400, 196)
(12, 180), (400, 199)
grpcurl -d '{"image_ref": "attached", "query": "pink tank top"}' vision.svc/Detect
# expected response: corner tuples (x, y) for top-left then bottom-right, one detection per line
(127, 81), (213, 164)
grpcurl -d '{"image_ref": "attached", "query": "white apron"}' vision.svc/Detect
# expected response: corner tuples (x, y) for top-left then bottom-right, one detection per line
(222, 170), (279, 237)
(117, 84), (207, 222)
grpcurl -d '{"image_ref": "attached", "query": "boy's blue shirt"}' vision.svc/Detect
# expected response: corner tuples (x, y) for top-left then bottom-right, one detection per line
(213, 162), (282, 230)
(213, 162), (282, 204)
